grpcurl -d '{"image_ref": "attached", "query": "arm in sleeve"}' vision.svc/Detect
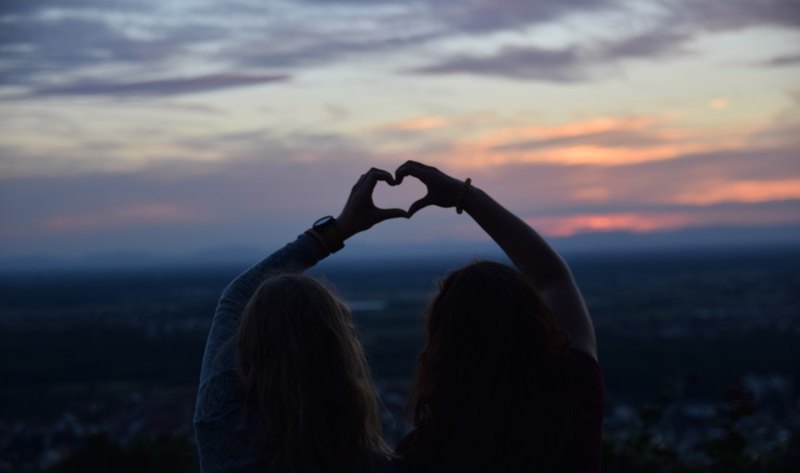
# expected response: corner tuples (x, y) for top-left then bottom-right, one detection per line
(195, 234), (327, 418)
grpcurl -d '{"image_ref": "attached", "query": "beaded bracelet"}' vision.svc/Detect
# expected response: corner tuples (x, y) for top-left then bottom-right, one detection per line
(455, 178), (472, 214)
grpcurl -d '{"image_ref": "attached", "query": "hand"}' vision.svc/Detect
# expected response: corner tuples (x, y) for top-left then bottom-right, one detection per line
(395, 160), (464, 216)
(336, 168), (409, 240)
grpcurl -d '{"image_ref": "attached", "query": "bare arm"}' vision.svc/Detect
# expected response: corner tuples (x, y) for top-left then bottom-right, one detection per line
(396, 161), (597, 360)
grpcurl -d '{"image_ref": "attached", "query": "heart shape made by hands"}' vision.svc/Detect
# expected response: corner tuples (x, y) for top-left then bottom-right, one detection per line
(372, 176), (427, 213)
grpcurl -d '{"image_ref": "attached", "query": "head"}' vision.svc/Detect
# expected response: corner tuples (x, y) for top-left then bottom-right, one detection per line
(237, 274), (388, 472)
(406, 261), (572, 465)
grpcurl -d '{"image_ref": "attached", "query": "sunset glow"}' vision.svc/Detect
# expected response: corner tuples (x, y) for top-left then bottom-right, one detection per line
(0, 0), (798, 259)
(675, 180), (800, 206)
(41, 204), (207, 234)
(527, 213), (694, 238)
(435, 115), (759, 168)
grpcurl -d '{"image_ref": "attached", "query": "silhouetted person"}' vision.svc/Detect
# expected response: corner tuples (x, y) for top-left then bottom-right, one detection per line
(193, 168), (407, 472)
(392, 161), (604, 472)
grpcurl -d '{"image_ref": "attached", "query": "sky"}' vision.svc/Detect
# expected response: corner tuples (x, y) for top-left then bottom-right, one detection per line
(1, 0), (799, 262)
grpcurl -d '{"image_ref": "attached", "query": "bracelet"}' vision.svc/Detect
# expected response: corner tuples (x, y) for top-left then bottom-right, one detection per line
(455, 178), (472, 214)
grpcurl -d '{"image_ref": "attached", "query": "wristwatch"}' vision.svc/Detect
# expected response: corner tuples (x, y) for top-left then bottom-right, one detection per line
(310, 215), (345, 253)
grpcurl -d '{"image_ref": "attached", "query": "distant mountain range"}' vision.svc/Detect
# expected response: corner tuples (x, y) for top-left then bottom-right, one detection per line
(2, 224), (799, 271)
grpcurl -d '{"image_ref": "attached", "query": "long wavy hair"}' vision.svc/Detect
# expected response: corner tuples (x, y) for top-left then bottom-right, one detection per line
(404, 261), (574, 471)
(237, 274), (390, 473)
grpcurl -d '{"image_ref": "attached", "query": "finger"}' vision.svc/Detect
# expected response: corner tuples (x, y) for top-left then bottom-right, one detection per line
(352, 173), (367, 190)
(375, 207), (409, 222)
(371, 167), (397, 184)
(395, 161), (429, 184)
(408, 195), (435, 216)
(364, 168), (397, 189)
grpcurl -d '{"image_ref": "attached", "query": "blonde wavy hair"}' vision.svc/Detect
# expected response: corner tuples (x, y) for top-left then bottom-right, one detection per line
(237, 274), (390, 472)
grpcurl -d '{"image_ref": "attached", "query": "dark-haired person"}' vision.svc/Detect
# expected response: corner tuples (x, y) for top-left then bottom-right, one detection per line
(194, 168), (406, 473)
(393, 161), (604, 472)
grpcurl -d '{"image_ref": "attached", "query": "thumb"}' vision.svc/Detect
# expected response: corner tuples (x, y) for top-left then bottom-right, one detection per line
(408, 195), (434, 216)
(376, 207), (409, 222)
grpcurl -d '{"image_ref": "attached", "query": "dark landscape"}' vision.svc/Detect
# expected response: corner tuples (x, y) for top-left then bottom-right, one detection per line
(1, 245), (799, 472)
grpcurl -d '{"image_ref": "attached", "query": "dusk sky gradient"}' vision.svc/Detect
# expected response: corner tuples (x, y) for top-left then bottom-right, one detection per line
(1, 0), (799, 262)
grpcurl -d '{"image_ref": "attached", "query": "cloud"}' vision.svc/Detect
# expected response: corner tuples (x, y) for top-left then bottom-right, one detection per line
(0, 16), (179, 83)
(492, 129), (666, 152)
(373, 116), (453, 133)
(524, 204), (800, 238)
(432, 116), (745, 167)
(526, 212), (695, 237)
(231, 29), (444, 70)
(761, 53), (800, 67)
(288, 0), (618, 33)
(2, 117), (799, 256)
(412, 46), (586, 81)
(673, 179), (800, 205)
(411, 27), (693, 81)
(0, 3), (234, 97)
(470, 144), (800, 216)
(0, 148), (395, 256)
(29, 73), (291, 98)
(40, 203), (208, 233)
(0, 0), (144, 14)
(595, 29), (691, 60)
(406, 0), (796, 81)
(3, 0), (796, 95)
(667, 0), (800, 31)
(282, 0), (800, 36)
(427, 0), (618, 34)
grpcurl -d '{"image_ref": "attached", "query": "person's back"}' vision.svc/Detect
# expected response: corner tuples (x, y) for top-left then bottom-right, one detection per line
(237, 274), (388, 472)
(396, 262), (603, 471)
(390, 161), (604, 472)
(194, 168), (405, 472)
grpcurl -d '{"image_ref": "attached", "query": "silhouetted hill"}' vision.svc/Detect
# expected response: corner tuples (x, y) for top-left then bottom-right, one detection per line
(2, 223), (798, 271)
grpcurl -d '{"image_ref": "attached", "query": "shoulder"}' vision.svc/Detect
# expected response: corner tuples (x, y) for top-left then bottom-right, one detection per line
(567, 349), (605, 410)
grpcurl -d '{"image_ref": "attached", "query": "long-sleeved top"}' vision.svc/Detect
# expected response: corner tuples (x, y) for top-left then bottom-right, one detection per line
(193, 234), (393, 472)
(194, 235), (324, 472)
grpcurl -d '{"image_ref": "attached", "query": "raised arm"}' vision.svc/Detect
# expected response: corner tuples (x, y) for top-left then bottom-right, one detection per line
(395, 161), (597, 360)
(194, 168), (406, 470)
(196, 167), (407, 405)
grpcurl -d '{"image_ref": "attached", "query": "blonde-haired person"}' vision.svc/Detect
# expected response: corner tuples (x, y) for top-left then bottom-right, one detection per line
(194, 169), (406, 473)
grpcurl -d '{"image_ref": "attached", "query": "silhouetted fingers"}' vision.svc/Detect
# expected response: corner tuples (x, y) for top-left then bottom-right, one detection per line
(408, 195), (434, 216)
(395, 161), (433, 184)
(375, 207), (409, 222)
(363, 167), (397, 190)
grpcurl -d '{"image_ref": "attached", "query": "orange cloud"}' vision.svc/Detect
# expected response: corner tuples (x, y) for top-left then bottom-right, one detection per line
(42, 203), (205, 233)
(373, 116), (452, 132)
(525, 202), (800, 238)
(527, 212), (694, 237)
(436, 116), (749, 168)
(481, 116), (660, 142)
(674, 179), (800, 205)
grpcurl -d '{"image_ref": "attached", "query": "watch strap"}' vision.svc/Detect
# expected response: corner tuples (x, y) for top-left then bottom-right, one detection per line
(310, 216), (344, 254)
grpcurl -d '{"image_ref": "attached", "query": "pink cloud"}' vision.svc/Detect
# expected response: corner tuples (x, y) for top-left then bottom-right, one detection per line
(373, 116), (453, 133)
(41, 203), (208, 234)
(674, 179), (800, 205)
(526, 212), (695, 237)
(525, 205), (800, 238)
(424, 115), (753, 168)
